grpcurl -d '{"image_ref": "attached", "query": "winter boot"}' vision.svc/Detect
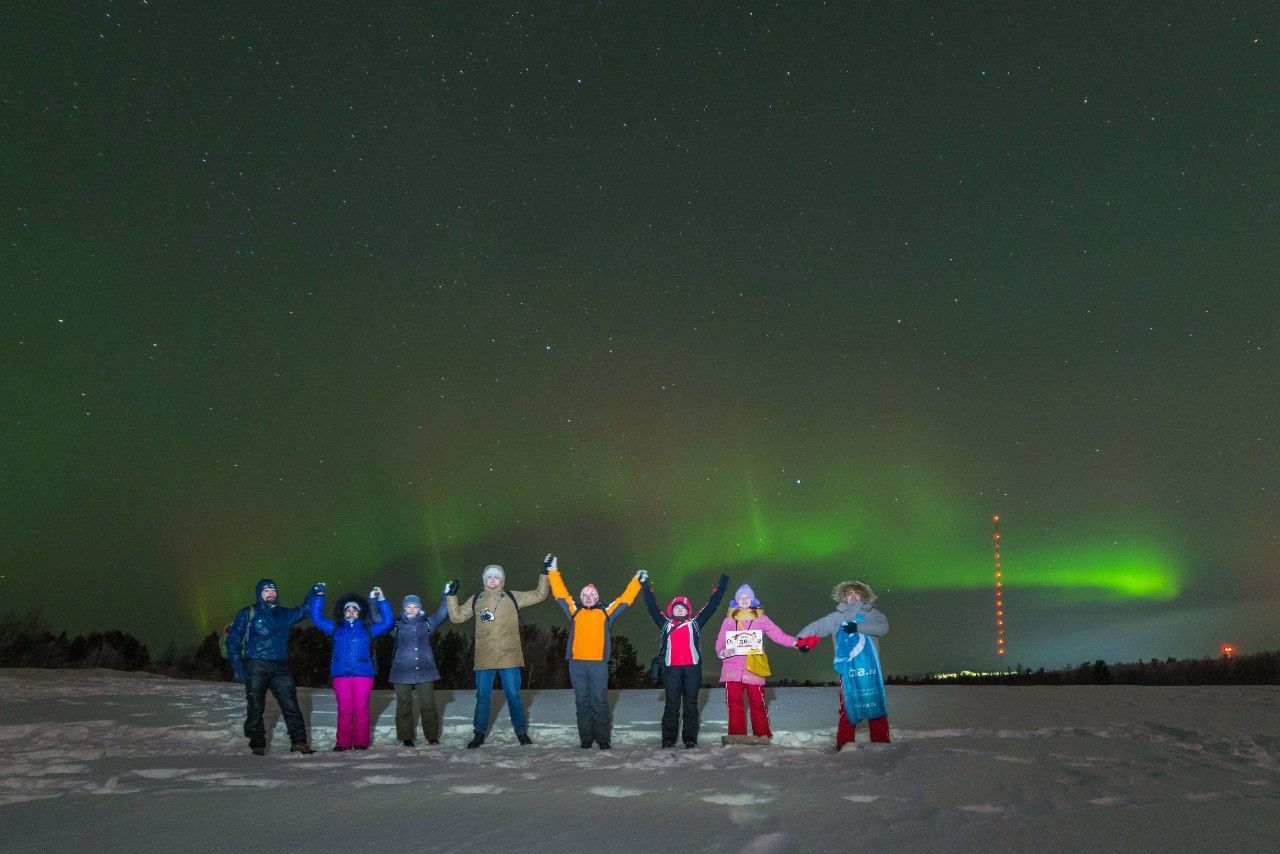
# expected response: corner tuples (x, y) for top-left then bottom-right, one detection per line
(428, 739), (440, 746)
(661, 739), (676, 748)
(466, 731), (486, 749)
(353, 745), (369, 750)
(598, 741), (611, 750)
(290, 743), (315, 755)
(402, 739), (415, 748)
(250, 747), (266, 756)
(580, 740), (593, 749)
(683, 740), (698, 749)
(517, 732), (533, 746)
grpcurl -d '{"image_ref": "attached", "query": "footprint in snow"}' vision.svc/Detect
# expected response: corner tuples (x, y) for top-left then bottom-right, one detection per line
(959, 804), (1012, 814)
(450, 784), (506, 795)
(588, 786), (646, 798)
(844, 794), (879, 803)
(130, 768), (197, 780)
(359, 775), (414, 786)
(1088, 796), (1129, 807)
(702, 793), (774, 806)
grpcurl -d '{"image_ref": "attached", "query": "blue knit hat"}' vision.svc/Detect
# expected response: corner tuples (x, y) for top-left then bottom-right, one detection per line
(402, 594), (422, 610)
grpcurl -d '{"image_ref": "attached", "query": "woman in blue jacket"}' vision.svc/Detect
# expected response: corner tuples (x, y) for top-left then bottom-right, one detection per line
(311, 586), (394, 750)
(391, 584), (454, 747)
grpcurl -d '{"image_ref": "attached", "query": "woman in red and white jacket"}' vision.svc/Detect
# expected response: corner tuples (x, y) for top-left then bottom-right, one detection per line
(641, 573), (729, 748)
(714, 584), (806, 743)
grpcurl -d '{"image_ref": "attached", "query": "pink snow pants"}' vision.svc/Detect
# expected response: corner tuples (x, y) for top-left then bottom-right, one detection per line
(332, 676), (375, 749)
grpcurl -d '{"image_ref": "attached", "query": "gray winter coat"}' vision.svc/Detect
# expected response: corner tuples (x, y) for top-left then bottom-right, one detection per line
(389, 600), (450, 685)
(798, 601), (888, 650)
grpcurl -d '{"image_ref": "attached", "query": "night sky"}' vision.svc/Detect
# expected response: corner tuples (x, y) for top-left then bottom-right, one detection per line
(4, 3), (1278, 676)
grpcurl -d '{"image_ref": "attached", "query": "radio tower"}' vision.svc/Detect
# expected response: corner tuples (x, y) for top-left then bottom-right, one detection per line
(993, 514), (1005, 670)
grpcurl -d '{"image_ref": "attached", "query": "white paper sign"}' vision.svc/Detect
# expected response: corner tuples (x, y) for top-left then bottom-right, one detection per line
(725, 630), (763, 656)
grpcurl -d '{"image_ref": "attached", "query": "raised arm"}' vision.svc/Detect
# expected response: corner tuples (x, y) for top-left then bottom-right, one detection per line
(547, 564), (577, 619)
(447, 587), (474, 623)
(425, 586), (451, 631)
(310, 590), (336, 635)
(695, 574), (730, 629)
(511, 572), (550, 608)
(286, 586), (321, 626)
(370, 598), (395, 637)
(605, 571), (644, 620)
(640, 578), (665, 627)
(226, 607), (250, 681)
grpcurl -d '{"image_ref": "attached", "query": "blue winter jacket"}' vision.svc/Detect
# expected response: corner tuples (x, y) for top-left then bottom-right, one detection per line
(388, 599), (450, 685)
(226, 578), (317, 681)
(311, 593), (395, 678)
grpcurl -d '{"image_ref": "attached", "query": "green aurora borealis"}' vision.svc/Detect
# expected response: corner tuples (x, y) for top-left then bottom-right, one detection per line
(3, 3), (1277, 674)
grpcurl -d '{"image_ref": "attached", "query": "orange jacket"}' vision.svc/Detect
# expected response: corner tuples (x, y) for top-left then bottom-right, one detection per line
(548, 569), (641, 661)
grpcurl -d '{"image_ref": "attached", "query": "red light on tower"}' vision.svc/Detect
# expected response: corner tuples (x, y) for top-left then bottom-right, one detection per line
(1221, 644), (1236, 657)
(992, 513), (1007, 670)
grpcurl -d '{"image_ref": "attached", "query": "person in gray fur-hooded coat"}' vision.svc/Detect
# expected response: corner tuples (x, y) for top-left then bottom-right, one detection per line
(795, 580), (891, 747)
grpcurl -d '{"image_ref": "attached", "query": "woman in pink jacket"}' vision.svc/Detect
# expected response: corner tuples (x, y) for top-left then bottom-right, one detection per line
(714, 584), (805, 743)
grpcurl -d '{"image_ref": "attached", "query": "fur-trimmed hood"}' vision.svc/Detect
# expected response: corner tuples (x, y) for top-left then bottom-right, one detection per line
(332, 592), (371, 622)
(833, 580), (876, 604)
(727, 606), (764, 622)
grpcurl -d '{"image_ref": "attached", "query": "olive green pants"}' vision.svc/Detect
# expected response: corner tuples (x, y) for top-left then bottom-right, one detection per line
(393, 681), (441, 742)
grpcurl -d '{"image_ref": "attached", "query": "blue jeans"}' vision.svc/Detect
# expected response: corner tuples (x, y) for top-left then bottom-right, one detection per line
(473, 667), (527, 734)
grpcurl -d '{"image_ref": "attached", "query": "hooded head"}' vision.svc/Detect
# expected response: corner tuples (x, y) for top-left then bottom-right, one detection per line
(333, 593), (369, 623)
(255, 578), (279, 606)
(579, 583), (600, 608)
(481, 565), (505, 589)
(733, 584), (760, 609)
(833, 580), (876, 605)
(666, 596), (692, 620)
(402, 594), (422, 617)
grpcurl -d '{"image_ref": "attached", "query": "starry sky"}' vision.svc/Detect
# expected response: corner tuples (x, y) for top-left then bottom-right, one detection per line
(3, 2), (1278, 676)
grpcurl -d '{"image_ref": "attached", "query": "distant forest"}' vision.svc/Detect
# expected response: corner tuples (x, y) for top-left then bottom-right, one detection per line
(1, 611), (1276, 687)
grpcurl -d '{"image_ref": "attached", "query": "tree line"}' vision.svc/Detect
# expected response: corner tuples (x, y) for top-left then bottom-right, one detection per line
(885, 651), (1280, 686)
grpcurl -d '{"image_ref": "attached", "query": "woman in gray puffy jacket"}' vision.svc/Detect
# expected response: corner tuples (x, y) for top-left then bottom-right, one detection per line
(390, 582), (455, 746)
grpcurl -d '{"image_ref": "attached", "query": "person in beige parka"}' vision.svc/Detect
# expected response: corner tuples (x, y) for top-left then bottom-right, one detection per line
(447, 558), (550, 748)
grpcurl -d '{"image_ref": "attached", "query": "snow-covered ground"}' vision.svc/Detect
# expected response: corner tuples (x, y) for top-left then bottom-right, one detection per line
(1, 669), (1277, 852)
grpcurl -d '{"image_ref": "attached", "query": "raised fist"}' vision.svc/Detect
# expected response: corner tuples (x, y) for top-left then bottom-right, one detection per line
(635, 569), (649, 583)
(369, 587), (385, 602)
(542, 554), (557, 574)
(312, 583), (326, 595)
(443, 580), (459, 597)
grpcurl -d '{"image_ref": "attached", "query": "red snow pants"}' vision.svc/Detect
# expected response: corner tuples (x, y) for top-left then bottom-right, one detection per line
(836, 685), (890, 748)
(725, 681), (772, 738)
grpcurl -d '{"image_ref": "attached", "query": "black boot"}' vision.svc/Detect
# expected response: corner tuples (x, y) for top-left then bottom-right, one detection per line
(598, 741), (611, 750)
(683, 741), (697, 749)
(517, 732), (533, 746)
(250, 746), (266, 756)
(402, 739), (415, 747)
(580, 740), (593, 749)
(290, 743), (314, 755)
(466, 731), (486, 749)
(661, 739), (676, 748)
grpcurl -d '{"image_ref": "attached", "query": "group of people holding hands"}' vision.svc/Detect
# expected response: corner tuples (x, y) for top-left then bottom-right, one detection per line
(225, 555), (891, 756)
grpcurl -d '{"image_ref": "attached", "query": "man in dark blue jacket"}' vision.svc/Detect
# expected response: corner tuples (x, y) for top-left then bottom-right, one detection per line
(226, 578), (321, 755)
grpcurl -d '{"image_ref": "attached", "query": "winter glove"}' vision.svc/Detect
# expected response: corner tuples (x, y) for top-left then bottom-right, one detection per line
(635, 569), (649, 583)
(443, 579), (459, 597)
(841, 621), (859, 634)
(369, 587), (385, 602)
(542, 553), (557, 574)
(312, 582), (326, 595)
(795, 636), (820, 652)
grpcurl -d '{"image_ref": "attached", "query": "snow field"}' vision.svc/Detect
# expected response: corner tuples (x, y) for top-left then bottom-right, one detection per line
(1, 669), (1278, 852)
